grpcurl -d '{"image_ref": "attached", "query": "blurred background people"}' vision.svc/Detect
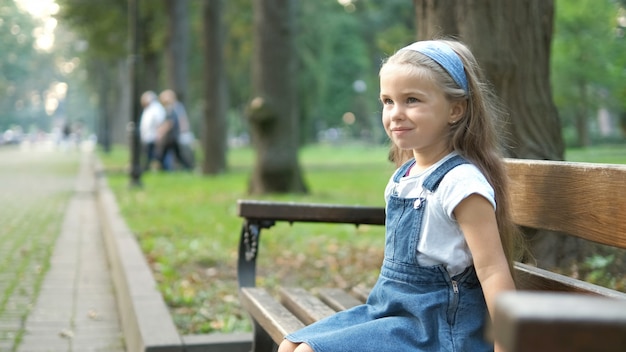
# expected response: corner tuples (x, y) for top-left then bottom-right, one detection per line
(139, 91), (166, 171)
(158, 89), (193, 171)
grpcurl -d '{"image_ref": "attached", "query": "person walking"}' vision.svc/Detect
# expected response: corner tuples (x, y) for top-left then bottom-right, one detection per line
(139, 91), (166, 171)
(157, 89), (193, 171)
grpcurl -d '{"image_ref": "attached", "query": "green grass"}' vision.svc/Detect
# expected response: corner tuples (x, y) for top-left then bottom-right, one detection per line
(99, 143), (626, 335)
(565, 144), (626, 164)
(100, 144), (394, 334)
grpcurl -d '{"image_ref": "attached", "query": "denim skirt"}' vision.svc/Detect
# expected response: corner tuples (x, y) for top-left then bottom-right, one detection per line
(285, 261), (492, 352)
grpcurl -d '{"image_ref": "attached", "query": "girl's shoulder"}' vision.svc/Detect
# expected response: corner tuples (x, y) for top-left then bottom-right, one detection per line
(441, 163), (490, 190)
(437, 164), (495, 210)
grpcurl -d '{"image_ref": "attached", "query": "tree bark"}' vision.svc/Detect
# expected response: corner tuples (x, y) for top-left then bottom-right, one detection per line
(415, 0), (564, 160)
(248, 0), (307, 194)
(414, 0), (572, 269)
(201, 0), (228, 174)
(93, 60), (111, 152)
(164, 0), (189, 103)
(414, 0), (459, 39)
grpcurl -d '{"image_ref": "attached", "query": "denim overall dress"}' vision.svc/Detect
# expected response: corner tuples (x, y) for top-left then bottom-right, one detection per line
(286, 155), (492, 351)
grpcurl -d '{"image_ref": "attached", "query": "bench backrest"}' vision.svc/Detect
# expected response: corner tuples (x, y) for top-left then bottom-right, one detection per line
(505, 159), (626, 249)
(504, 159), (626, 296)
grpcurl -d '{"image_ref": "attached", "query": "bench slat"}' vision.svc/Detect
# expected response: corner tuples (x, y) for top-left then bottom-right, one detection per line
(351, 285), (371, 302)
(318, 288), (362, 311)
(495, 291), (626, 352)
(240, 288), (305, 344)
(513, 262), (626, 299)
(506, 159), (626, 249)
(279, 288), (336, 325)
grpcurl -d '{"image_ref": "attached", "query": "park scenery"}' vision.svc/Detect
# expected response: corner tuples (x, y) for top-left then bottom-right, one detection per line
(1, 0), (625, 348)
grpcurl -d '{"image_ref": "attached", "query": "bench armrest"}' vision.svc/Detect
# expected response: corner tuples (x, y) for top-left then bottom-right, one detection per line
(495, 291), (626, 352)
(236, 200), (385, 288)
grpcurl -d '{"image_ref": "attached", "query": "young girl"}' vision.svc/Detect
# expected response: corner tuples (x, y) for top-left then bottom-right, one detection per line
(278, 39), (519, 352)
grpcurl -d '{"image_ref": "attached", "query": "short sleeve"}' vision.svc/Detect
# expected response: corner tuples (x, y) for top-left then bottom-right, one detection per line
(436, 164), (496, 220)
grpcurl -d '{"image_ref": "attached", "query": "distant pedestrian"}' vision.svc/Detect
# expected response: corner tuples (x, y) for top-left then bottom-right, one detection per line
(157, 89), (192, 171)
(139, 91), (166, 171)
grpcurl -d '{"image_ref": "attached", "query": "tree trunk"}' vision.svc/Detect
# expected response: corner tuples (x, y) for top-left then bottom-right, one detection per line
(414, 0), (459, 39)
(114, 59), (131, 146)
(415, 0), (564, 160)
(201, 0), (227, 174)
(414, 0), (574, 270)
(137, 7), (162, 94)
(94, 60), (111, 153)
(164, 0), (189, 103)
(248, 0), (307, 194)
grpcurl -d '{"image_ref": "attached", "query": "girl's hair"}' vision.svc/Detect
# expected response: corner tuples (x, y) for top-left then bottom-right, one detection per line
(382, 39), (523, 269)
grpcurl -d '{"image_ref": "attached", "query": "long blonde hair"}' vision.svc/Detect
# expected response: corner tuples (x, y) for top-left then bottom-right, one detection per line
(382, 39), (523, 268)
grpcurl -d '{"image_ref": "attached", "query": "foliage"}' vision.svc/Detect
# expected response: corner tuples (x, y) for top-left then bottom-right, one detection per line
(54, 0), (168, 90)
(292, 0), (414, 143)
(0, 2), (58, 132)
(581, 254), (626, 291)
(10, 0), (626, 148)
(217, 0), (414, 142)
(53, 0), (415, 145)
(55, 0), (127, 59)
(551, 0), (626, 145)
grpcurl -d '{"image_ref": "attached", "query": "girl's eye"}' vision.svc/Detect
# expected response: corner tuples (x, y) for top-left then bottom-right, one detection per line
(381, 98), (393, 105)
(407, 97), (419, 103)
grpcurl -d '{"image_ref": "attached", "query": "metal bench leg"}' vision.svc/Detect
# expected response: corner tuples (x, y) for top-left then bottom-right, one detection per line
(251, 319), (278, 352)
(238, 220), (275, 288)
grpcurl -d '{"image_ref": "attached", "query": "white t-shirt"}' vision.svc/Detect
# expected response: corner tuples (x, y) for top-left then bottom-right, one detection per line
(384, 154), (496, 276)
(139, 101), (166, 143)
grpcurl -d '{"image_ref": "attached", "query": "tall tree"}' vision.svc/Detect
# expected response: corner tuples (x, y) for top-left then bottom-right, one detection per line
(56, 0), (127, 146)
(414, 0), (571, 269)
(164, 0), (189, 103)
(201, 0), (227, 174)
(415, 0), (564, 160)
(56, 0), (168, 147)
(247, 0), (307, 194)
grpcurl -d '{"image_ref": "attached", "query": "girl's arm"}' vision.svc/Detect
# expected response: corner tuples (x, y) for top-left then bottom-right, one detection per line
(454, 193), (516, 351)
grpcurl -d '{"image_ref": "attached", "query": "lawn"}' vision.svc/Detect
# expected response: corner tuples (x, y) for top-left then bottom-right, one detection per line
(565, 144), (626, 163)
(98, 143), (626, 335)
(100, 143), (395, 334)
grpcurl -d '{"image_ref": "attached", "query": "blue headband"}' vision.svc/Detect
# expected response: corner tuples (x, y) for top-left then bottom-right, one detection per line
(401, 41), (469, 94)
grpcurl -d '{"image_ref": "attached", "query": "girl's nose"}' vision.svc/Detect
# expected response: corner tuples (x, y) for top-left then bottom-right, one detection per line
(389, 105), (405, 121)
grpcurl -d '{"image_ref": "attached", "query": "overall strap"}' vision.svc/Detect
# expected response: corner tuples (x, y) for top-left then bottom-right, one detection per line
(392, 159), (418, 183)
(422, 155), (469, 192)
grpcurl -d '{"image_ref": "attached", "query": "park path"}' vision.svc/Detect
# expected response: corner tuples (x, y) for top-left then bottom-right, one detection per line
(0, 145), (125, 352)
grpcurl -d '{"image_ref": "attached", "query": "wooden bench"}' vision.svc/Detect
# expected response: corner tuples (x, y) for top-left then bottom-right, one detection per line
(236, 158), (626, 352)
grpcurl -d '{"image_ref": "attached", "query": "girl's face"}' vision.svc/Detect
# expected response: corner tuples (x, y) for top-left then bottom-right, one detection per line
(380, 64), (463, 160)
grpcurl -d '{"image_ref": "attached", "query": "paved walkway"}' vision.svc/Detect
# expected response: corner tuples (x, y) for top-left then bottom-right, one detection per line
(0, 146), (124, 352)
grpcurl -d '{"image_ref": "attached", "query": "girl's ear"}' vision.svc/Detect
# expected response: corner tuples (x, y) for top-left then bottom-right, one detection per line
(448, 100), (467, 124)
